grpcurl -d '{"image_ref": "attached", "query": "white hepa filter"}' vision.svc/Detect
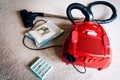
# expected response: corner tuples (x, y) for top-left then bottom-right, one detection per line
(30, 58), (53, 80)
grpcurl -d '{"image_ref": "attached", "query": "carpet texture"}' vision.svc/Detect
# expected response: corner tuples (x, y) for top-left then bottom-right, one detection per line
(0, 0), (120, 80)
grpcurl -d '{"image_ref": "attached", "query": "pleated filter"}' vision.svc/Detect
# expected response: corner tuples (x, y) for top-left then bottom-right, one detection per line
(30, 58), (53, 80)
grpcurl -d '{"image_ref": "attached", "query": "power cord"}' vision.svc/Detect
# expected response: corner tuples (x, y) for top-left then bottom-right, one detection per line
(71, 62), (86, 74)
(65, 53), (86, 74)
(69, 55), (86, 74)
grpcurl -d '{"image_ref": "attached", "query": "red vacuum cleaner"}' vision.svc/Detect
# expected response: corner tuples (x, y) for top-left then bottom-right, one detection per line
(19, 1), (117, 71)
(61, 1), (117, 70)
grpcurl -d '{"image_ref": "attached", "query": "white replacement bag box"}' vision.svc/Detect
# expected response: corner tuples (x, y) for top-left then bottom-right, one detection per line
(25, 20), (64, 47)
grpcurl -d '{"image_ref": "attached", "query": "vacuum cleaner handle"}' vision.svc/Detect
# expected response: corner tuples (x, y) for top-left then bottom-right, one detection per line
(88, 1), (117, 24)
(66, 3), (93, 24)
(66, 1), (117, 24)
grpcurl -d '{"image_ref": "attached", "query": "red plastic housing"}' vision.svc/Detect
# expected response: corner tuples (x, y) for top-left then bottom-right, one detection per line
(61, 21), (111, 70)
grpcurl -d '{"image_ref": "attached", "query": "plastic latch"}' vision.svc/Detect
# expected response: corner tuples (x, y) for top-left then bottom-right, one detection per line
(103, 36), (110, 56)
(72, 31), (78, 43)
(103, 36), (110, 47)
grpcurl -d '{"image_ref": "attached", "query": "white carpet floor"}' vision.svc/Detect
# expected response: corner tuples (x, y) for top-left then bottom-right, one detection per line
(0, 0), (120, 80)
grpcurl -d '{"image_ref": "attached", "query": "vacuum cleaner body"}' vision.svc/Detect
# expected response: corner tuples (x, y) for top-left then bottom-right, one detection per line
(61, 21), (111, 70)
